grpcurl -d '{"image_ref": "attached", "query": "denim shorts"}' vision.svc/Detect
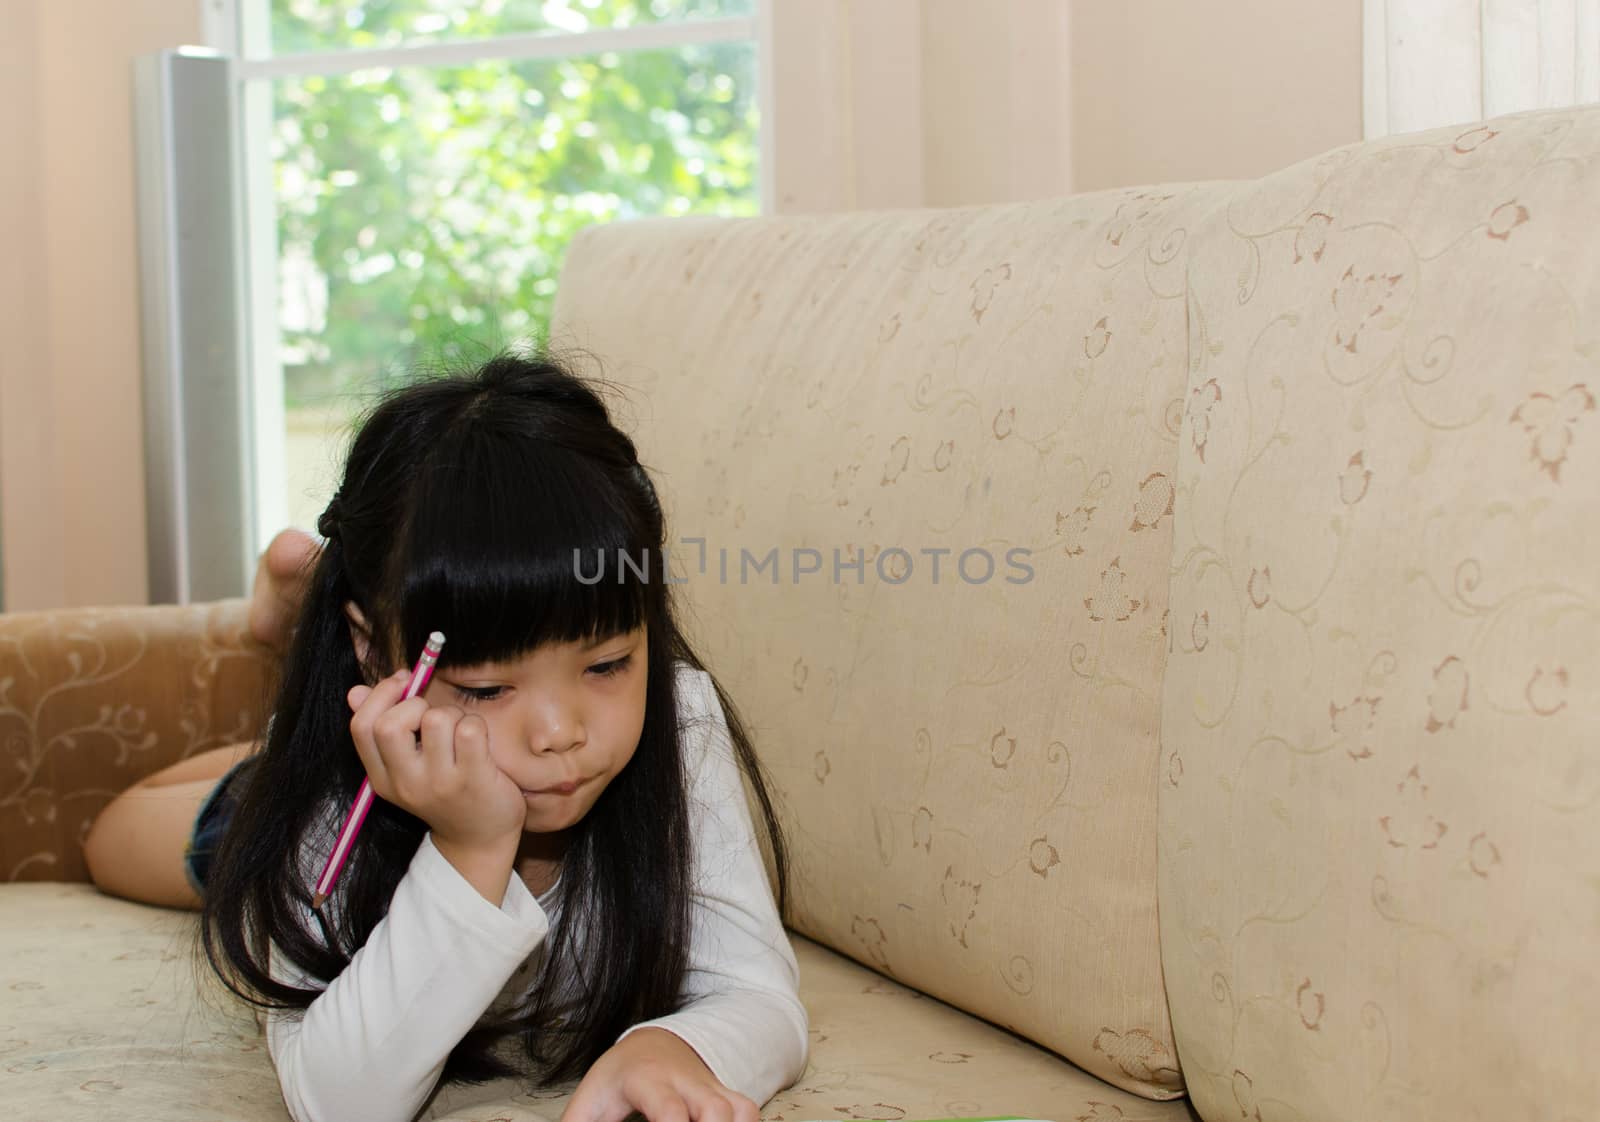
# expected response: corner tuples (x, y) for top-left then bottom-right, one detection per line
(183, 757), (255, 897)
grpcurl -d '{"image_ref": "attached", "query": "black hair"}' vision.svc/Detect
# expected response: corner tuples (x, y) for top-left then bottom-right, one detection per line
(197, 351), (789, 1088)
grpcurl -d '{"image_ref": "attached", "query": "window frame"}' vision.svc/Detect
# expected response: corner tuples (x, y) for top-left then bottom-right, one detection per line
(199, 0), (772, 554)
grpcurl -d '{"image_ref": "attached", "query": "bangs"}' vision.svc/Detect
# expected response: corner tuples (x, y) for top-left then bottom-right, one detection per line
(387, 435), (654, 669)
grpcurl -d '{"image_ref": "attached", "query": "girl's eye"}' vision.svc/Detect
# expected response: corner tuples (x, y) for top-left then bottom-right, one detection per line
(589, 654), (633, 678)
(453, 685), (505, 704)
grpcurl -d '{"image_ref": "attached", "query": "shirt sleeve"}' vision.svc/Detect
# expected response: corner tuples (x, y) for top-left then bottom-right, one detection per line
(614, 667), (810, 1105)
(265, 831), (552, 1122)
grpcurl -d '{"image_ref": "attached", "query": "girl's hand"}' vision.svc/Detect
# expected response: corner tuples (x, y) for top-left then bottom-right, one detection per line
(347, 671), (527, 856)
(558, 1028), (759, 1122)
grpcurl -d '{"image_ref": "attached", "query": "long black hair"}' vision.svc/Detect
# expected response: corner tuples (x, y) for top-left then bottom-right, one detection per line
(197, 351), (789, 1087)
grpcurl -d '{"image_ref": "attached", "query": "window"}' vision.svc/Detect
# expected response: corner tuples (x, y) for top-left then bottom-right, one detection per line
(210, 0), (767, 539)
(1363, 0), (1599, 139)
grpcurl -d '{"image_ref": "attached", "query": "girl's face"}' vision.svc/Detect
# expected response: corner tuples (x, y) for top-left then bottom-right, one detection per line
(420, 624), (649, 843)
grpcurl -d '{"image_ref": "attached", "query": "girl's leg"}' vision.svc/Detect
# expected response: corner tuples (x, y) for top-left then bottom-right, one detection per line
(248, 528), (320, 653)
(83, 743), (254, 910)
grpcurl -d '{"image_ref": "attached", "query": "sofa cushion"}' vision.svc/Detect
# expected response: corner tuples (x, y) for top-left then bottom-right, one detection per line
(0, 884), (1198, 1121)
(1159, 103), (1600, 1121)
(550, 192), (1228, 1099)
(0, 599), (271, 884)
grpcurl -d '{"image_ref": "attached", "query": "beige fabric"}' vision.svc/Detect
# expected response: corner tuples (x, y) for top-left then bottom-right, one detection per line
(18, 101), (1599, 1121)
(0, 884), (1198, 1121)
(552, 193), (1220, 1099)
(1159, 104), (1600, 1120)
(0, 600), (273, 883)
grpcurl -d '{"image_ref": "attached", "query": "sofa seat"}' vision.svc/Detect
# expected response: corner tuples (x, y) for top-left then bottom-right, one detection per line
(0, 883), (1197, 1121)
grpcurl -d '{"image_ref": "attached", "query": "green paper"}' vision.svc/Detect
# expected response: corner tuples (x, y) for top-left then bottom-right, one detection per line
(793, 1117), (1054, 1122)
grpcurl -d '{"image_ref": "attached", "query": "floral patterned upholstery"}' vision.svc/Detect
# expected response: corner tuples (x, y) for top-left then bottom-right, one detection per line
(552, 190), (1205, 1103)
(6, 100), (1599, 1122)
(1158, 105), (1600, 1121)
(0, 885), (1198, 1121)
(0, 599), (272, 884)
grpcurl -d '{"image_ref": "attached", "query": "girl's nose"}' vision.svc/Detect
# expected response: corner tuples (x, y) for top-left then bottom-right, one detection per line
(523, 693), (584, 754)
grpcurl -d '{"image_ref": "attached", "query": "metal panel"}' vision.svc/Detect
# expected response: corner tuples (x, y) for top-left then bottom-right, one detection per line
(133, 49), (253, 604)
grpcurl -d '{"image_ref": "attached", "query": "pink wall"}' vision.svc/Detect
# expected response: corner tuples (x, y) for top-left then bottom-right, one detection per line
(0, 0), (1360, 610)
(1069, 0), (1362, 193)
(771, 0), (1359, 211)
(0, 0), (201, 610)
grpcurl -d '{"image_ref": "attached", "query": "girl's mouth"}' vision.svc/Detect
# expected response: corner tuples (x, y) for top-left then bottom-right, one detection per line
(523, 779), (582, 797)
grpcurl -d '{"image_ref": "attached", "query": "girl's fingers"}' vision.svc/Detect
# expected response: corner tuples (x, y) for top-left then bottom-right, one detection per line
(349, 670), (426, 796)
(453, 714), (490, 769)
(370, 697), (430, 800)
(370, 695), (429, 753)
(723, 1092), (759, 1122)
(348, 669), (412, 725)
(417, 704), (465, 787)
(557, 1079), (627, 1122)
(629, 1082), (690, 1122)
(346, 670), (513, 831)
(682, 1084), (735, 1122)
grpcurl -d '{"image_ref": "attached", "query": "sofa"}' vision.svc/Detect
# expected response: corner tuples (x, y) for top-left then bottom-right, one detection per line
(5, 100), (1599, 1121)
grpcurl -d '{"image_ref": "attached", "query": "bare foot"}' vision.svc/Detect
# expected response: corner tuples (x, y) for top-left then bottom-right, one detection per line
(247, 529), (322, 653)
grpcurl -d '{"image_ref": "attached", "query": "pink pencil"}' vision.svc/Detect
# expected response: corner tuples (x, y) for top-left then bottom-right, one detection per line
(312, 630), (446, 911)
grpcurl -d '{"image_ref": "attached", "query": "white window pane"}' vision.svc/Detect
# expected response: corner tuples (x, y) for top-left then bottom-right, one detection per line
(262, 41), (757, 530)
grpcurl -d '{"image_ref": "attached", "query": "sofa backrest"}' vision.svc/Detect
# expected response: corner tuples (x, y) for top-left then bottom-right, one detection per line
(552, 190), (1228, 1100)
(0, 600), (272, 884)
(1158, 103), (1600, 1122)
(556, 100), (1600, 1120)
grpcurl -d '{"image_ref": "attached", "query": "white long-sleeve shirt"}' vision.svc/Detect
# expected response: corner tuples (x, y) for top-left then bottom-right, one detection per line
(264, 662), (809, 1122)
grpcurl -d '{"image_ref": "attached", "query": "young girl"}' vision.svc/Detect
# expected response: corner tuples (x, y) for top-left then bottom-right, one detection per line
(83, 353), (807, 1122)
